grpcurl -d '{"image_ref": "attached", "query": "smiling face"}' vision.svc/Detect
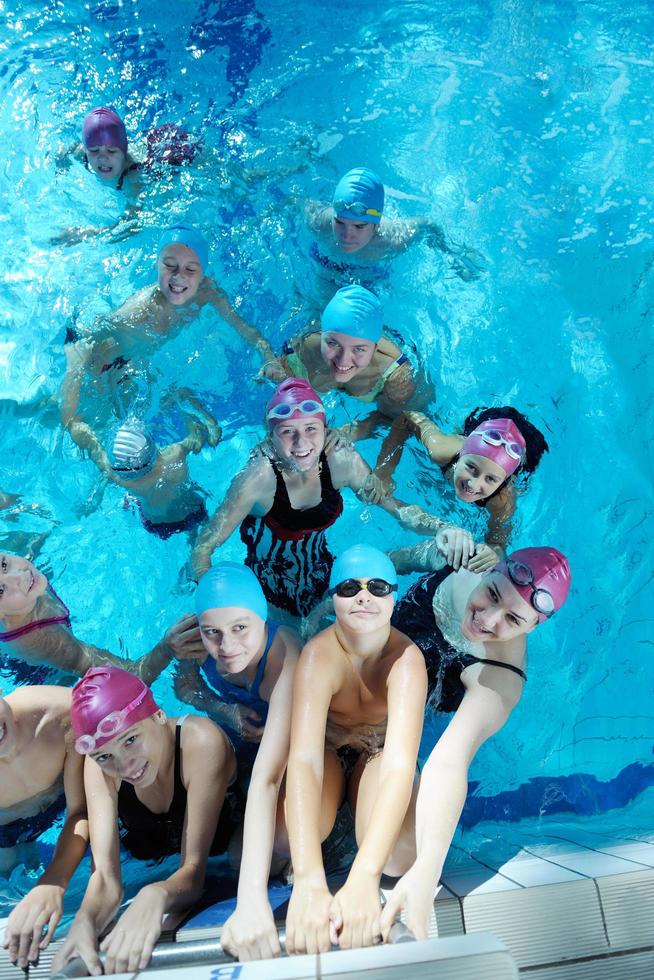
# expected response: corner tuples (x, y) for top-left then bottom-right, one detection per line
(270, 416), (325, 471)
(198, 607), (267, 674)
(0, 554), (48, 623)
(333, 579), (395, 635)
(320, 331), (376, 384)
(86, 144), (126, 181)
(461, 572), (538, 643)
(157, 243), (203, 306)
(331, 216), (377, 253)
(89, 714), (166, 787)
(0, 694), (17, 759)
(452, 453), (508, 503)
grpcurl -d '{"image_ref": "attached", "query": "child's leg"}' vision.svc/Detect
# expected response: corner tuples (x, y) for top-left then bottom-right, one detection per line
(275, 748), (344, 857)
(348, 754), (419, 876)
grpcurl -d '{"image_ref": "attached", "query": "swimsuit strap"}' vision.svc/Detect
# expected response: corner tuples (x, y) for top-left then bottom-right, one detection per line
(169, 720), (187, 821)
(460, 653), (527, 682)
(249, 622), (279, 700)
(0, 585), (72, 643)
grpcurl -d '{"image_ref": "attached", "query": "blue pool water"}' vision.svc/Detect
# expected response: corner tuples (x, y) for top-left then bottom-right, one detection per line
(1, 0), (652, 917)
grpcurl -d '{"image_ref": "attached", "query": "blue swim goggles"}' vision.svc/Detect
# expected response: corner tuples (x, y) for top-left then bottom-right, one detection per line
(505, 559), (554, 617)
(333, 200), (383, 218)
(266, 399), (325, 421)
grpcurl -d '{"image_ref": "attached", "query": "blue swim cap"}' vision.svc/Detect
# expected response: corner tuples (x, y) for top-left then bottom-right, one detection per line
(332, 168), (384, 225)
(321, 285), (384, 343)
(195, 562), (268, 622)
(329, 545), (398, 590)
(158, 224), (209, 273)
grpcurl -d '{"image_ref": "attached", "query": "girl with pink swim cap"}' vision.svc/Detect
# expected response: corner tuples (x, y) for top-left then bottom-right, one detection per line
(191, 378), (466, 625)
(373, 405), (549, 571)
(53, 665), (236, 977)
(377, 544), (571, 941)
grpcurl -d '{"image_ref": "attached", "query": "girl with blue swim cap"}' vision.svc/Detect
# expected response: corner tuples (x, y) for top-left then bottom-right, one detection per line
(284, 544), (427, 956)
(173, 563), (300, 962)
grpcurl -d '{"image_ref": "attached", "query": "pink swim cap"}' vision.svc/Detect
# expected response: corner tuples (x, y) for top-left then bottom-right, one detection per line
(496, 547), (571, 624)
(72, 666), (159, 754)
(460, 418), (527, 477)
(266, 378), (325, 429)
(82, 107), (128, 153)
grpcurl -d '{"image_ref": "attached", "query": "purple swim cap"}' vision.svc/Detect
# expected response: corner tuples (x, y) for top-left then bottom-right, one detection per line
(72, 666), (159, 754)
(496, 547), (571, 624)
(460, 418), (526, 477)
(82, 107), (128, 153)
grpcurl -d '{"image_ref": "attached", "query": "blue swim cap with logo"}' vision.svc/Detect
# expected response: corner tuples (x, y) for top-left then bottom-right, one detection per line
(195, 562), (268, 622)
(329, 544), (398, 590)
(321, 285), (384, 344)
(332, 168), (384, 225)
(158, 224), (209, 273)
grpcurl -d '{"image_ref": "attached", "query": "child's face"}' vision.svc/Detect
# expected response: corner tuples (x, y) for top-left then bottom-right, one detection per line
(461, 572), (538, 643)
(86, 144), (126, 181)
(0, 554), (47, 621)
(0, 694), (17, 759)
(271, 417), (325, 471)
(320, 332), (376, 383)
(452, 453), (508, 503)
(333, 579), (395, 633)
(331, 216), (377, 253)
(89, 714), (166, 786)
(157, 244), (203, 306)
(199, 607), (267, 674)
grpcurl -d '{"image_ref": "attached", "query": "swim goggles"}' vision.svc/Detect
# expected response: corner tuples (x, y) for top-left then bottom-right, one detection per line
(333, 200), (383, 218)
(505, 559), (554, 617)
(479, 430), (525, 462)
(330, 578), (398, 599)
(75, 686), (150, 754)
(266, 399), (325, 421)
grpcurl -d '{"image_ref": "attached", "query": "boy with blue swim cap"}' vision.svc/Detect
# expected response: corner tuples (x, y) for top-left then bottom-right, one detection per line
(61, 219), (275, 430)
(285, 544), (427, 956)
(174, 563), (301, 962)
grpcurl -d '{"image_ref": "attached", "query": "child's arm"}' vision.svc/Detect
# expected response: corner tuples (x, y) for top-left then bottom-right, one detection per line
(99, 718), (235, 976)
(66, 418), (113, 477)
(60, 341), (93, 428)
(173, 660), (266, 741)
(190, 462), (270, 580)
(203, 281), (275, 363)
(380, 676), (520, 940)
(285, 641), (340, 956)
(50, 760), (124, 977)
(332, 644), (427, 950)
(3, 733), (89, 967)
(221, 631), (300, 961)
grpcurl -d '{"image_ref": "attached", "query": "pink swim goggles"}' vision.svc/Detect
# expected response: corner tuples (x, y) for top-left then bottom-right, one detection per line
(75, 686), (150, 754)
(478, 429), (525, 461)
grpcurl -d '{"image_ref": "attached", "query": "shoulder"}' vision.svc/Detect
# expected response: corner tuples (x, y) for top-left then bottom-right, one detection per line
(388, 630), (427, 678)
(179, 715), (227, 756)
(325, 442), (367, 486)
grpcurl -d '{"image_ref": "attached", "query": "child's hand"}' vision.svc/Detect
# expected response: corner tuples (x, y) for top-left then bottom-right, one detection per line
(324, 426), (353, 454)
(380, 863), (434, 942)
(331, 873), (383, 950)
(221, 898), (281, 961)
(165, 614), (204, 661)
(359, 471), (394, 504)
(468, 543), (501, 573)
(435, 524), (476, 570)
(100, 884), (165, 975)
(286, 882), (333, 955)
(50, 917), (102, 977)
(4, 884), (64, 967)
(259, 357), (287, 382)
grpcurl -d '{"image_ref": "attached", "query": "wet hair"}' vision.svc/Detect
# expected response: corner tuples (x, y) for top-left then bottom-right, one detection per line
(461, 406), (549, 477)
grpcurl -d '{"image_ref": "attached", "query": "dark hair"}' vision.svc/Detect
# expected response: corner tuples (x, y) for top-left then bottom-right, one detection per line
(462, 406), (549, 477)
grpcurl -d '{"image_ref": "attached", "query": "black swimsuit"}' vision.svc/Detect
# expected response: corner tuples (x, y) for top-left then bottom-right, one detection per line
(240, 451), (343, 618)
(391, 566), (526, 713)
(117, 721), (237, 862)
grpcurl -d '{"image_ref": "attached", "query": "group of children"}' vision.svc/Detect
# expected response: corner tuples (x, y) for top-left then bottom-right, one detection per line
(0, 104), (572, 974)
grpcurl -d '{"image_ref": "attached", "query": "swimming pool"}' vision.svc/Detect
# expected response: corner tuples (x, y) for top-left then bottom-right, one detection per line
(1, 0), (652, 922)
